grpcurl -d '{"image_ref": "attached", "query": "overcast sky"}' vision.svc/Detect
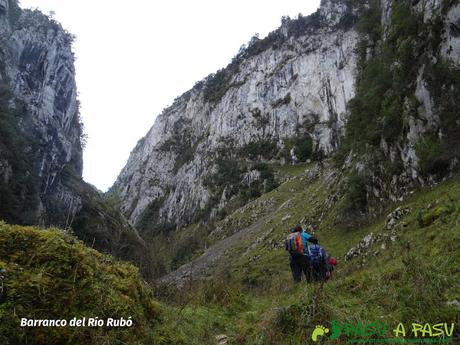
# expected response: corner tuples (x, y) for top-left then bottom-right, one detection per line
(20, 0), (321, 191)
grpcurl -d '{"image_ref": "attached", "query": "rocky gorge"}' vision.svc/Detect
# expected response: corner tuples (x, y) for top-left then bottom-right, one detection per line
(0, 0), (459, 280)
(0, 0), (459, 343)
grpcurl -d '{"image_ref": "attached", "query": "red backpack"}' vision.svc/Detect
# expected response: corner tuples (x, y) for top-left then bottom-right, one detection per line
(329, 257), (337, 266)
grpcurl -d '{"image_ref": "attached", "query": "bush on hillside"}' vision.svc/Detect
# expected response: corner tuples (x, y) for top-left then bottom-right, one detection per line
(240, 140), (278, 160)
(415, 135), (449, 176)
(282, 135), (313, 163)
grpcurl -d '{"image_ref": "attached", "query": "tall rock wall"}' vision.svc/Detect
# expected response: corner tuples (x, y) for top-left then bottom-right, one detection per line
(114, 0), (460, 231)
(0, 1), (152, 277)
(0, 2), (83, 224)
(113, 0), (360, 227)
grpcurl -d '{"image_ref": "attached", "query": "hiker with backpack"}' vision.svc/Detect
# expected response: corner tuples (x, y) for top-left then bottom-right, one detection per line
(285, 226), (317, 283)
(307, 238), (326, 281)
(308, 239), (337, 282)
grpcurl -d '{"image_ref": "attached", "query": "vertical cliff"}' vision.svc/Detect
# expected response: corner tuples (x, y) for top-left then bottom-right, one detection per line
(335, 0), (460, 223)
(0, 0), (82, 224)
(113, 0), (361, 230)
(113, 0), (460, 234)
(0, 1), (152, 276)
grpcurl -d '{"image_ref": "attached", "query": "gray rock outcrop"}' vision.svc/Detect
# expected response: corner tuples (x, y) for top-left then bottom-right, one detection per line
(0, 2), (151, 277)
(113, 0), (460, 231)
(113, 0), (360, 227)
(0, 3), (83, 223)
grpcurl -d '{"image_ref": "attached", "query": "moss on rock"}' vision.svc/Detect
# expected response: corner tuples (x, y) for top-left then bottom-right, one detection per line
(0, 221), (170, 345)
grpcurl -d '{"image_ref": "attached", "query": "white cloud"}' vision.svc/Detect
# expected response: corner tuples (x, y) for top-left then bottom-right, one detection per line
(19, 0), (321, 191)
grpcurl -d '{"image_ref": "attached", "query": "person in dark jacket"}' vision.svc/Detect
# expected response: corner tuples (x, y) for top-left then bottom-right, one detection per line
(285, 226), (317, 283)
(307, 239), (331, 282)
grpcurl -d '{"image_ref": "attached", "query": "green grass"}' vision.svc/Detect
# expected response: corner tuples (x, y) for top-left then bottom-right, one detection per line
(154, 162), (460, 345)
(0, 222), (179, 345)
(2, 163), (459, 345)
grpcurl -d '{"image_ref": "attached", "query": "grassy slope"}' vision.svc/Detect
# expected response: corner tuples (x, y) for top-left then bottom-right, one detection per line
(1, 162), (458, 345)
(156, 162), (460, 345)
(0, 222), (175, 345)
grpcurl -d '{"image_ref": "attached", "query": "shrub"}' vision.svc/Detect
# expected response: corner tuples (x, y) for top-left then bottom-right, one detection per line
(336, 0), (460, 218)
(283, 135), (313, 162)
(293, 136), (313, 162)
(7, 0), (21, 27)
(415, 136), (449, 176)
(271, 93), (291, 108)
(240, 140), (278, 160)
(135, 197), (176, 238)
(341, 1), (424, 155)
(202, 62), (240, 104)
(355, 0), (382, 42)
(158, 119), (195, 174)
(381, 97), (404, 143)
(343, 172), (369, 214)
(199, 5), (335, 106)
(173, 146), (193, 173)
(202, 159), (279, 223)
(170, 226), (210, 270)
(425, 61), (460, 163)
(417, 206), (452, 227)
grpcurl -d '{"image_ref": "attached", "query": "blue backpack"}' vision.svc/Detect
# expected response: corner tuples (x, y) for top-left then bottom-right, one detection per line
(308, 244), (323, 263)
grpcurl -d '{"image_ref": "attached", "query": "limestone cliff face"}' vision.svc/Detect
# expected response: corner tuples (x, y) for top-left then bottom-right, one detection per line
(114, 0), (360, 227)
(0, 2), (83, 223)
(0, 1), (151, 276)
(410, 0), (460, 176)
(114, 0), (460, 230)
(367, 0), (460, 203)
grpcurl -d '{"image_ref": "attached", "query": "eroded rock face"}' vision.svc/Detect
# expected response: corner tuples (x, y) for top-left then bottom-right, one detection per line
(114, 0), (360, 226)
(442, 2), (460, 62)
(368, 0), (460, 204)
(0, 4), (83, 224)
(115, 0), (460, 230)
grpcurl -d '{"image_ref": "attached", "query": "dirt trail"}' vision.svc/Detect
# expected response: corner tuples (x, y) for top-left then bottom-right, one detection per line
(159, 202), (288, 288)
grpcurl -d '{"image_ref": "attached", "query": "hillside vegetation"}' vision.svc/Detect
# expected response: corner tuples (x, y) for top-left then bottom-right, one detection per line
(153, 162), (460, 344)
(2, 162), (458, 344)
(1, 0), (460, 344)
(0, 222), (175, 345)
